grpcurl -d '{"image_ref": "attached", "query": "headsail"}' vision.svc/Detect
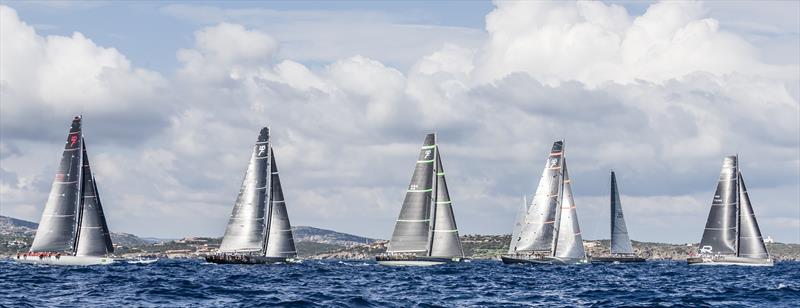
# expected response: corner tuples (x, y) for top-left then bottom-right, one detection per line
(698, 156), (738, 255)
(508, 196), (528, 254)
(513, 141), (564, 252)
(30, 116), (84, 253)
(553, 159), (586, 259)
(219, 127), (270, 253)
(263, 150), (297, 258)
(387, 134), (435, 255)
(610, 171), (634, 255)
(74, 141), (114, 256)
(736, 171), (769, 259)
(429, 151), (464, 257)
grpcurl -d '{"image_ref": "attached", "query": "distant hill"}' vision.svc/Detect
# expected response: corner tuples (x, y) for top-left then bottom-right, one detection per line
(0, 215), (38, 231)
(0, 215), (150, 250)
(292, 226), (379, 246)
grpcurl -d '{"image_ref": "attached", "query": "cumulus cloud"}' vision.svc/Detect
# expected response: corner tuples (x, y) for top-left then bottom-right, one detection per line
(0, 2), (797, 242)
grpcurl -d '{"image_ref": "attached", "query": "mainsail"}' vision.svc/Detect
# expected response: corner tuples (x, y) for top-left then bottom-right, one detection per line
(553, 159), (586, 259)
(263, 150), (297, 258)
(218, 126), (296, 257)
(514, 141), (563, 252)
(30, 116), (113, 256)
(429, 152), (464, 257)
(74, 141), (114, 256)
(610, 171), (634, 255)
(736, 171), (769, 258)
(219, 128), (270, 253)
(387, 134), (436, 255)
(699, 156), (739, 255)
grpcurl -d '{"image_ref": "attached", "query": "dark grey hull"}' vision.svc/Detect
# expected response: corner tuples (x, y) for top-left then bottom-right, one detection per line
(687, 256), (773, 267)
(501, 255), (588, 265)
(205, 254), (293, 264)
(592, 256), (646, 263)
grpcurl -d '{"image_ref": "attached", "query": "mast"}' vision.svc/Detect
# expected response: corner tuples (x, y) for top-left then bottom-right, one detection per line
(30, 116), (84, 253)
(218, 127), (270, 253)
(387, 134), (436, 255)
(262, 143), (273, 254)
(550, 142), (566, 257)
(698, 156), (738, 255)
(71, 138), (86, 256)
(263, 148), (297, 258)
(426, 135), (438, 256)
(428, 147), (464, 258)
(513, 140), (564, 253)
(610, 171), (634, 255)
(734, 155), (741, 256)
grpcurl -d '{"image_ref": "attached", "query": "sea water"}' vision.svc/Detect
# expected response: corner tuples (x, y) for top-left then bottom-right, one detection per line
(1, 259), (797, 307)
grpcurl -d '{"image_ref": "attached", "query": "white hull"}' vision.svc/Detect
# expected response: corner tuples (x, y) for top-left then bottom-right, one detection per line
(376, 260), (447, 266)
(15, 255), (114, 266)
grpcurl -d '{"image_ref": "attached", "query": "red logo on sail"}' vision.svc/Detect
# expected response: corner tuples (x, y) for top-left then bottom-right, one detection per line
(70, 135), (78, 146)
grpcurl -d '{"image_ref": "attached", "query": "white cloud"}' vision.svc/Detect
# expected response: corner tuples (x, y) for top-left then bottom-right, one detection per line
(1, 2), (797, 242)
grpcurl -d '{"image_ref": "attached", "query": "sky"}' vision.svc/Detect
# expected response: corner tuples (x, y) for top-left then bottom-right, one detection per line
(0, 0), (798, 243)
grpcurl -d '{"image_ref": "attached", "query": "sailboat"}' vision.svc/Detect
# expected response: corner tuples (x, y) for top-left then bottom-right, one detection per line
(502, 140), (588, 265)
(205, 126), (298, 264)
(687, 156), (773, 266)
(592, 171), (645, 263)
(15, 116), (115, 266)
(376, 133), (465, 266)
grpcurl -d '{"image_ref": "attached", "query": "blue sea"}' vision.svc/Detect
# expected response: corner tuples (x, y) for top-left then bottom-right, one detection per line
(0, 259), (797, 307)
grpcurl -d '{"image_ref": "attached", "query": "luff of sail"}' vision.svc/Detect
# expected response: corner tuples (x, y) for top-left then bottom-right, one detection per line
(514, 141), (564, 252)
(75, 140), (114, 256)
(219, 127), (270, 253)
(553, 159), (586, 259)
(508, 196), (528, 254)
(30, 116), (84, 253)
(699, 156), (738, 255)
(610, 171), (634, 255)
(736, 171), (769, 259)
(428, 150), (464, 257)
(387, 134), (436, 255)
(263, 149), (297, 258)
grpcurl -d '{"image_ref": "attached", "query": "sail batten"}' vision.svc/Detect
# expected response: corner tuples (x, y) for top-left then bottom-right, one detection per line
(610, 171), (634, 255)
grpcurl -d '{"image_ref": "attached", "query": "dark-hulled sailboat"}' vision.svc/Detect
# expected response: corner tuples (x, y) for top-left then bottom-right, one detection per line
(687, 156), (773, 266)
(16, 116), (115, 265)
(502, 141), (588, 265)
(205, 127), (298, 264)
(592, 171), (645, 263)
(376, 133), (465, 266)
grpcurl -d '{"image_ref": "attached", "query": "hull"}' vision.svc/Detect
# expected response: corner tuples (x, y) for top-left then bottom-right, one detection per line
(14, 255), (113, 266)
(501, 255), (588, 265)
(592, 256), (646, 263)
(204, 254), (297, 264)
(375, 255), (465, 266)
(687, 256), (773, 267)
